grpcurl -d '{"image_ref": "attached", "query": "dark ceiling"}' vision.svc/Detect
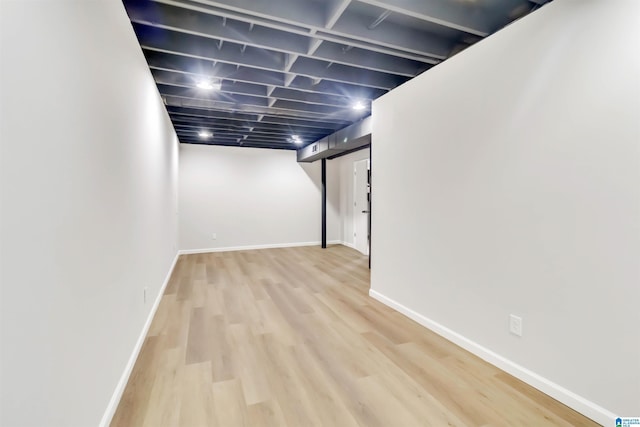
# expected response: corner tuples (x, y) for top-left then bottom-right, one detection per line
(123, 0), (549, 150)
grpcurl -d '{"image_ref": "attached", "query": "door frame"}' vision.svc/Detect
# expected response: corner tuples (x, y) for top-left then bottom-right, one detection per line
(353, 158), (370, 256)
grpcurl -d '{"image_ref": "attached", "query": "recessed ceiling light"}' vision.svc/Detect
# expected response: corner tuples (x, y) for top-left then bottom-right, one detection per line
(291, 135), (302, 144)
(198, 131), (213, 139)
(196, 80), (221, 90)
(352, 101), (366, 111)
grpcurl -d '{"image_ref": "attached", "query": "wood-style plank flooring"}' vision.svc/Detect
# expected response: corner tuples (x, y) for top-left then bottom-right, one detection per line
(111, 245), (598, 427)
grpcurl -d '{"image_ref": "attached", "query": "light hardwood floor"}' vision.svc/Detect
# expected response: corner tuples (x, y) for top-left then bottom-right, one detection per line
(111, 245), (599, 427)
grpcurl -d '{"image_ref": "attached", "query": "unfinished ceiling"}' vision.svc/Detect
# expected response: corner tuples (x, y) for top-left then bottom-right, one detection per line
(123, 0), (549, 150)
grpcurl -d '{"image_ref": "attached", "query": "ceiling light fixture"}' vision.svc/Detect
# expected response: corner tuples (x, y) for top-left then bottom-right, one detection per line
(198, 131), (213, 139)
(352, 101), (366, 111)
(291, 135), (302, 144)
(196, 80), (221, 90)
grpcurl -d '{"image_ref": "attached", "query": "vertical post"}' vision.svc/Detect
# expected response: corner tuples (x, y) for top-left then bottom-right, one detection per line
(368, 148), (372, 269)
(321, 158), (327, 248)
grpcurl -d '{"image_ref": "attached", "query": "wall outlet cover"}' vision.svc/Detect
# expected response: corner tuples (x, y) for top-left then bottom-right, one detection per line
(510, 314), (523, 337)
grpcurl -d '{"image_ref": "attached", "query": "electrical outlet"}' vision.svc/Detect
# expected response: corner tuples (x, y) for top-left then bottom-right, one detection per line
(509, 314), (523, 337)
(212, 232), (217, 240)
(144, 287), (148, 304)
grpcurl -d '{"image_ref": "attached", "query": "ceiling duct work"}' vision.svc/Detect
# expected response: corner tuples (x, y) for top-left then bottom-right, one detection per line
(297, 116), (371, 163)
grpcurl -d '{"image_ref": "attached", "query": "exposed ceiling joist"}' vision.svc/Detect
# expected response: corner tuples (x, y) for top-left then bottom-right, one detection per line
(157, 0), (450, 60)
(357, 0), (492, 36)
(123, 0), (542, 149)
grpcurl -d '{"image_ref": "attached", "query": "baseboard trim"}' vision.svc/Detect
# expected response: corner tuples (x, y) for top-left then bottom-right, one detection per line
(99, 251), (180, 427)
(179, 240), (343, 255)
(368, 289), (615, 426)
(341, 241), (357, 250)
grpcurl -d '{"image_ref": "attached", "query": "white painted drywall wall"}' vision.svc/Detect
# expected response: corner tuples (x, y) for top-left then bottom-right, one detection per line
(179, 144), (340, 251)
(326, 155), (341, 246)
(0, 1), (179, 426)
(327, 149), (370, 247)
(371, 0), (639, 422)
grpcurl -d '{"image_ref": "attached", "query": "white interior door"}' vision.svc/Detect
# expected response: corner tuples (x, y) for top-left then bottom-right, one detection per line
(354, 159), (370, 255)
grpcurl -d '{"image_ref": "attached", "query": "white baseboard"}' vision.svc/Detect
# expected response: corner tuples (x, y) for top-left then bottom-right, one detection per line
(179, 240), (343, 255)
(99, 251), (180, 427)
(341, 241), (356, 250)
(368, 289), (615, 426)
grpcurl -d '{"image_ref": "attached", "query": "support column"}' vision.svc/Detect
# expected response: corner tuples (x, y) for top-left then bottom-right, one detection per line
(321, 158), (327, 248)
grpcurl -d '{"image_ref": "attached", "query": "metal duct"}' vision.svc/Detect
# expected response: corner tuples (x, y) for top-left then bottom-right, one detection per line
(297, 116), (371, 163)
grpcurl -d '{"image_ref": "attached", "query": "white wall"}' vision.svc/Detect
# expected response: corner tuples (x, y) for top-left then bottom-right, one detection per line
(327, 148), (370, 247)
(179, 144), (340, 251)
(371, 0), (639, 423)
(0, 1), (179, 426)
